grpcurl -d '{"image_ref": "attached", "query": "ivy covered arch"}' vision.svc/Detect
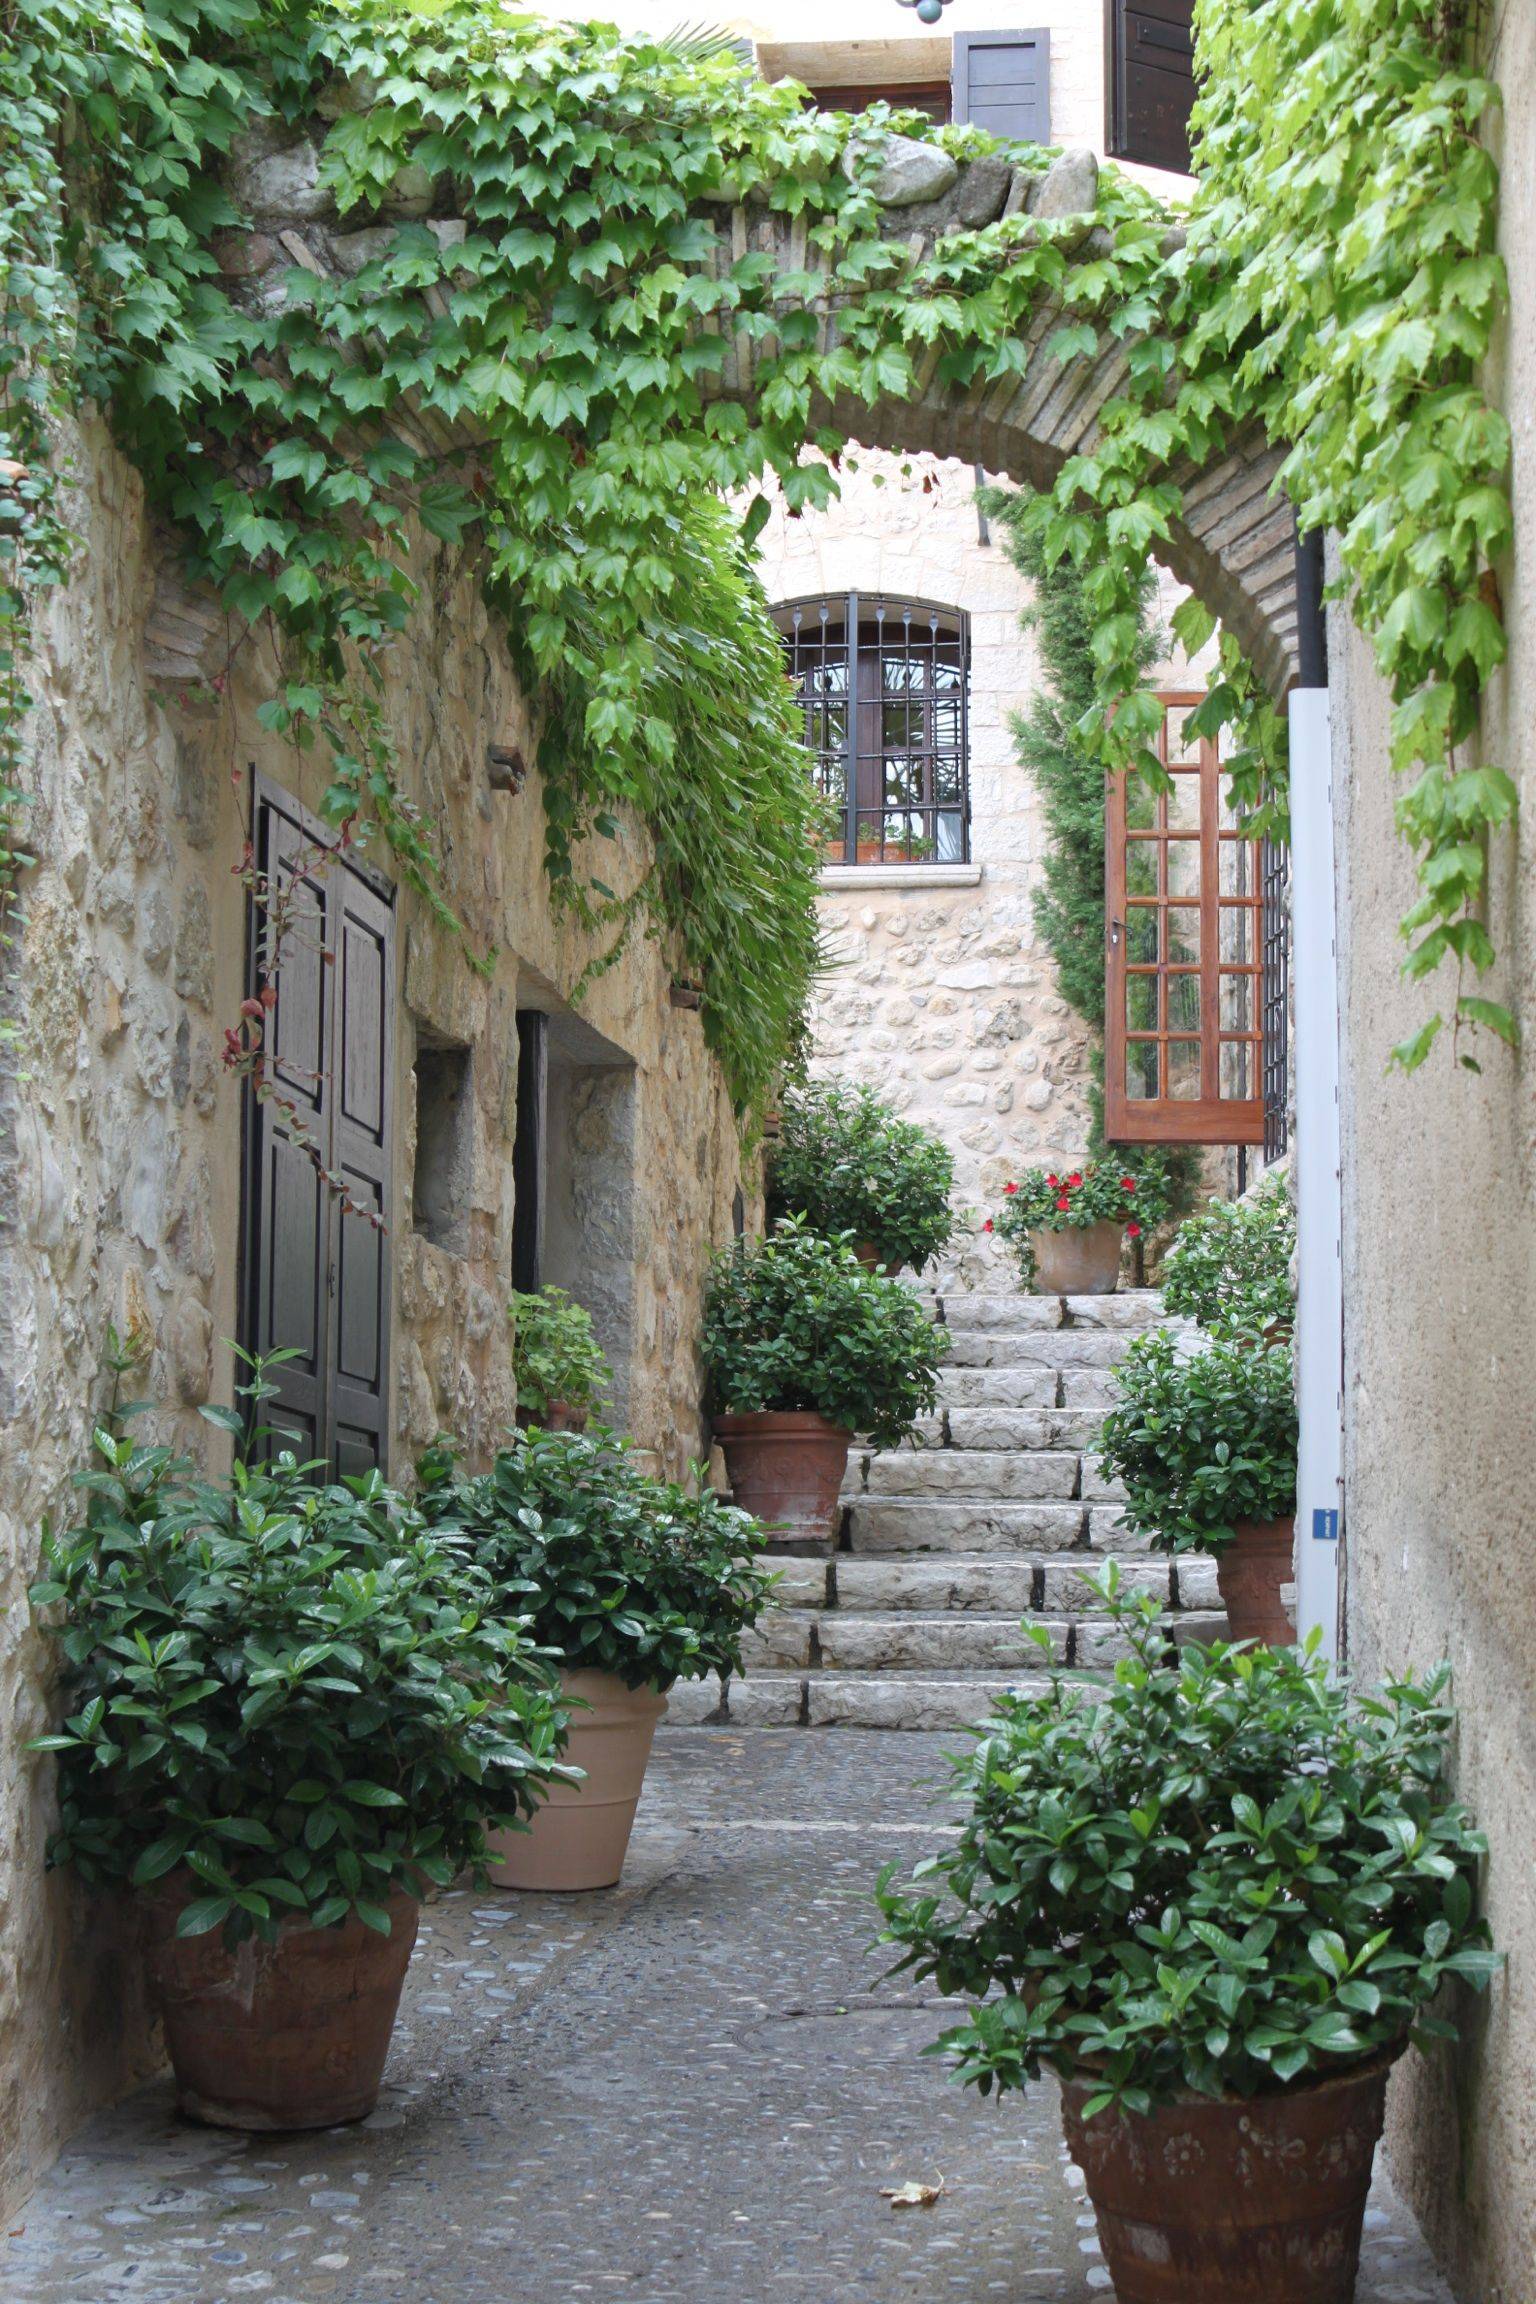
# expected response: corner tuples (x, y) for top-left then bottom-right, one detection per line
(2, 0), (1509, 1109)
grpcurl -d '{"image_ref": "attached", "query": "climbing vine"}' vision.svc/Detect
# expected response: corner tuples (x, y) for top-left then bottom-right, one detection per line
(0, 0), (1514, 1107)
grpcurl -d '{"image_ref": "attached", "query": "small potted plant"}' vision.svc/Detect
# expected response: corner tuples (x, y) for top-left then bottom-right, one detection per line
(990, 1161), (1168, 1295)
(510, 1285), (610, 1431)
(1162, 1175), (1297, 1340)
(420, 1429), (772, 1891)
(702, 1216), (948, 1550)
(768, 1077), (955, 1275)
(29, 1375), (569, 2131)
(878, 1567), (1498, 2304)
(1097, 1327), (1297, 1641)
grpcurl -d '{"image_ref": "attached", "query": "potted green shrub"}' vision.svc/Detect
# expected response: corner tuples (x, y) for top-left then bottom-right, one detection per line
(702, 1216), (948, 1551)
(1097, 1328), (1298, 1641)
(1162, 1175), (1297, 1339)
(989, 1161), (1170, 1295)
(878, 1568), (1498, 2304)
(768, 1078), (955, 1274)
(420, 1429), (772, 1890)
(29, 1388), (569, 2131)
(510, 1285), (610, 1431)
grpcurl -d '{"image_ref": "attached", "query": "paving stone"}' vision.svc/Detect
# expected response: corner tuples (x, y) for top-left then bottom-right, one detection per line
(846, 1499), (1086, 1555)
(862, 1448), (1080, 1500)
(2, 1734), (1453, 2304)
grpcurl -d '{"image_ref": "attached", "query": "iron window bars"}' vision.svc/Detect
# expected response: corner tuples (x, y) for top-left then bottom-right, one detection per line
(773, 594), (971, 866)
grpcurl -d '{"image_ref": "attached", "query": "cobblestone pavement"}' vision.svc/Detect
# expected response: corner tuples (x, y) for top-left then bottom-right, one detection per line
(6, 1731), (1453, 2304)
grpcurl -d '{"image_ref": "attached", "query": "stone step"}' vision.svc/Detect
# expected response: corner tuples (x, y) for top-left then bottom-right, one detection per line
(807, 1671), (1049, 1730)
(844, 1498), (1087, 1555)
(941, 1329), (1129, 1369)
(856, 1448), (1081, 1500)
(944, 1406), (1103, 1452)
(815, 1611), (1067, 1671)
(937, 1366), (1062, 1409)
(937, 1290), (1167, 1333)
(831, 1551), (1177, 1612)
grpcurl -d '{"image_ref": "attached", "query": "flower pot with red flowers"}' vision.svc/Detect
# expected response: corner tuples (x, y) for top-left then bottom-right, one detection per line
(879, 1568), (1499, 2304)
(1097, 1329), (1299, 1642)
(990, 1162), (1170, 1296)
(702, 1217), (948, 1552)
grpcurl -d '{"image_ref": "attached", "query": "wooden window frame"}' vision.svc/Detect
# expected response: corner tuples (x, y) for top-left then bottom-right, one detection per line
(1104, 0), (1196, 175)
(1105, 694), (1267, 1147)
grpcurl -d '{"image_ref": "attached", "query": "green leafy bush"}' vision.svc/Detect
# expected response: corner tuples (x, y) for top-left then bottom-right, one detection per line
(702, 1216), (947, 1448)
(768, 1079), (955, 1271)
(1162, 1178), (1297, 1337)
(510, 1286), (610, 1420)
(1097, 1330), (1297, 1553)
(991, 1160), (1171, 1287)
(878, 1567), (1498, 2118)
(419, 1428), (773, 1692)
(30, 1412), (570, 1945)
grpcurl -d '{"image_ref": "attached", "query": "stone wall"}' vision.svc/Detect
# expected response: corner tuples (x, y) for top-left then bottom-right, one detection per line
(0, 418), (747, 2218)
(1330, 3), (1535, 2293)
(754, 452), (1210, 1283)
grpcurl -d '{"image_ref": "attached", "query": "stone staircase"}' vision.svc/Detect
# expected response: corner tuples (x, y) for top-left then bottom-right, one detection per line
(671, 1287), (1225, 1729)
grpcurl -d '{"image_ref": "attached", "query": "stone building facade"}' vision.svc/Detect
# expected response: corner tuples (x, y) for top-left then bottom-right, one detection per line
(0, 416), (749, 2219)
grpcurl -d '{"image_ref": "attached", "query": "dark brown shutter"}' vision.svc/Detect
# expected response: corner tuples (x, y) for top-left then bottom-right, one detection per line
(242, 786), (394, 1475)
(952, 30), (1050, 144)
(1105, 694), (1265, 1146)
(1107, 0), (1195, 175)
(511, 1010), (547, 1295)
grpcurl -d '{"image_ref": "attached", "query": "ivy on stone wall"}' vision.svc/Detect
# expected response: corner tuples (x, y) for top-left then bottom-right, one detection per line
(0, 0), (1514, 1112)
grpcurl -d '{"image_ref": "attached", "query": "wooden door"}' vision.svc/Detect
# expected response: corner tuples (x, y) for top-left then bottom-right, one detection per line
(1105, 695), (1266, 1146)
(242, 785), (395, 1472)
(1107, 0), (1196, 174)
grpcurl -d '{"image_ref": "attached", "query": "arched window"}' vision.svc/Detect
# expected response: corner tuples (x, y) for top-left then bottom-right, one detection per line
(773, 595), (970, 866)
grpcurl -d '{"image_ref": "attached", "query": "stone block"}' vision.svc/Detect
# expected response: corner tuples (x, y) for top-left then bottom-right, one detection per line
(1085, 1505), (1156, 1554)
(845, 1499), (1085, 1556)
(1040, 1559), (1169, 1612)
(834, 1555), (1041, 1614)
(852, 135), (961, 209)
(739, 1610), (816, 1671)
(665, 1675), (727, 1726)
(806, 1672), (1039, 1731)
(1174, 1557), (1223, 1610)
(726, 1674), (806, 1727)
(862, 1448), (1080, 1501)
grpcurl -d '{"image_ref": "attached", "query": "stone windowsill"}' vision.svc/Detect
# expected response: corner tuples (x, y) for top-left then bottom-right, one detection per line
(819, 862), (984, 890)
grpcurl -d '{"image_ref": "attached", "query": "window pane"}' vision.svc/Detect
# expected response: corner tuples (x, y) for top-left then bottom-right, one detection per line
(1219, 837), (1256, 897)
(1220, 1038), (1254, 1099)
(1220, 904), (1257, 965)
(1166, 972), (1201, 1033)
(1220, 972), (1254, 1033)
(1127, 974), (1158, 1032)
(1166, 839), (1201, 900)
(1126, 1040), (1159, 1100)
(1126, 776), (1158, 833)
(1166, 906), (1201, 963)
(1167, 707), (1201, 764)
(1126, 841), (1160, 900)
(936, 811), (964, 862)
(1167, 1040), (1202, 1100)
(1125, 908), (1160, 965)
(1167, 771), (1201, 831)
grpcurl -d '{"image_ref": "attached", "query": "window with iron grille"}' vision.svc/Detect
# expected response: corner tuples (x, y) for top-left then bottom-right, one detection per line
(1261, 833), (1290, 1162)
(773, 594), (970, 866)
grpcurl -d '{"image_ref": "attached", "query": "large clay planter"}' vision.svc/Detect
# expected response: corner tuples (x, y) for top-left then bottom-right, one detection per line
(1060, 2051), (1396, 2304)
(140, 1880), (418, 2130)
(1030, 1219), (1124, 1296)
(713, 1409), (852, 1552)
(1216, 1514), (1296, 1644)
(487, 1669), (666, 1892)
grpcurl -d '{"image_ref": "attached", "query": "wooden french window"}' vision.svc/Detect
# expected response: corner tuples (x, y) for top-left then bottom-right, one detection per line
(241, 781), (395, 1474)
(1105, 694), (1274, 1147)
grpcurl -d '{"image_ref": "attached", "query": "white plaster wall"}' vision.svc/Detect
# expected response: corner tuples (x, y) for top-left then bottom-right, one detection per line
(1329, 3), (1536, 2294)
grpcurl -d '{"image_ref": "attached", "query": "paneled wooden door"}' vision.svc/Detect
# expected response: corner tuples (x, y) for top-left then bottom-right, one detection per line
(1105, 695), (1266, 1146)
(241, 782), (395, 1474)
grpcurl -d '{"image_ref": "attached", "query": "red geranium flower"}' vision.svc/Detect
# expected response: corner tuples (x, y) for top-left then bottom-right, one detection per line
(1121, 1176), (1136, 1192)
(1067, 1171), (1083, 1187)
(1127, 1221), (1142, 1238)
(1003, 1181), (1018, 1194)
(1056, 1195), (1071, 1212)
(1046, 1174), (1058, 1187)
(983, 1218), (994, 1233)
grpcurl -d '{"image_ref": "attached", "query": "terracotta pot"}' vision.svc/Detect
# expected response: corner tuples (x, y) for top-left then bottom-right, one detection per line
(516, 1399), (588, 1433)
(1029, 1219), (1123, 1296)
(140, 1881), (418, 2131)
(1060, 2052), (1397, 2304)
(713, 1409), (852, 1553)
(487, 1668), (666, 1892)
(1216, 1514), (1296, 1644)
(853, 1241), (904, 1278)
